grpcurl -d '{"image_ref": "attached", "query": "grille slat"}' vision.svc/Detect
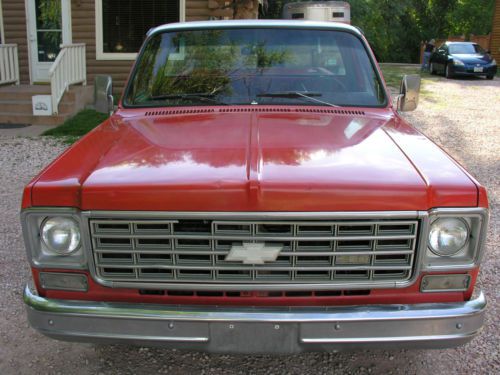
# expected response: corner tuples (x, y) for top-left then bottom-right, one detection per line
(94, 249), (415, 256)
(90, 218), (419, 285)
(91, 234), (416, 241)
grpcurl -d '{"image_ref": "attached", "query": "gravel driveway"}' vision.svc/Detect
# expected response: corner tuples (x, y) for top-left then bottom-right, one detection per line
(1, 76), (498, 375)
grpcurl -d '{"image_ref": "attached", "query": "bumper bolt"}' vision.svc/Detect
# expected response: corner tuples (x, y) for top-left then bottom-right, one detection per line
(229, 324), (234, 329)
(48, 319), (54, 326)
(274, 324), (280, 330)
(456, 323), (463, 330)
(334, 324), (341, 330)
(168, 322), (174, 329)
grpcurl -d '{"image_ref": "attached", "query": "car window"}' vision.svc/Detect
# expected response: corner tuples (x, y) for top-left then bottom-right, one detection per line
(449, 43), (485, 54)
(125, 28), (386, 108)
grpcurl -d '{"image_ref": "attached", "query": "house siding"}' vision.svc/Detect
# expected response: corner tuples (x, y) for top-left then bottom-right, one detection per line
(2, 0), (30, 84)
(491, 0), (500, 63)
(72, 0), (213, 96)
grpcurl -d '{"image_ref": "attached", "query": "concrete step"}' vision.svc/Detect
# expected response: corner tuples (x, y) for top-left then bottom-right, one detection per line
(0, 87), (89, 102)
(0, 85), (51, 101)
(0, 99), (78, 115)
(0, 84), (94, 125)
(0, 112), (71, 126)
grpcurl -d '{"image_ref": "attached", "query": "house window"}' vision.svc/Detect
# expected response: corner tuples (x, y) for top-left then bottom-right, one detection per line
(95, 0), (184, 60)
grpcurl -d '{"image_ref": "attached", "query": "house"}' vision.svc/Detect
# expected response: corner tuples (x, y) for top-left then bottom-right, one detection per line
(0, 0), (232, 125)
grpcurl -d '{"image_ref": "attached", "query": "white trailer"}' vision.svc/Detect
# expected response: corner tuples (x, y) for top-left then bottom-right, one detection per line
(282, 1), (351, 24)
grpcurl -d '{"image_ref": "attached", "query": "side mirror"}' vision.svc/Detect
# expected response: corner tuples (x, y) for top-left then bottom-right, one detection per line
(94, 75), (114, 115)
(107, 94), (114, 115)
(397, 74), (421, 112)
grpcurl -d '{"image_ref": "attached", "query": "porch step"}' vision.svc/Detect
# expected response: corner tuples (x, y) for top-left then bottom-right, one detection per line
(0, 87), (88, 102)
(0, 112), (71, 126)
(0, 84), (94, 126)
(0, 85), (50, 100)
(0, 99), (77, 114)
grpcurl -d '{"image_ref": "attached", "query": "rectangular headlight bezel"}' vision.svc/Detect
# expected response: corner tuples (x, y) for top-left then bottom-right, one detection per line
(21, 208), (87, 269)
(422, 208), (488, 271)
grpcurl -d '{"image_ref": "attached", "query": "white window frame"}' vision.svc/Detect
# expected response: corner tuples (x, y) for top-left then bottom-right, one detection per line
(0, 0), (5, 44)
(95, 0), (185, 61)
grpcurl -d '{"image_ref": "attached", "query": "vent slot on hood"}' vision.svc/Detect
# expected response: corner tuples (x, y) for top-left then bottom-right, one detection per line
(144, 107), (365, 117)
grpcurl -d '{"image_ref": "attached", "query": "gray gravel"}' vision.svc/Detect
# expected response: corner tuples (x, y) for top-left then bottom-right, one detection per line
(0, 75), (498, 374)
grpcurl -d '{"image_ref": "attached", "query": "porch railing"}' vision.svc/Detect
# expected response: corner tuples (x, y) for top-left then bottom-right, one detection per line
(0, 44), (20, 86)
(49, 43), (86, 114)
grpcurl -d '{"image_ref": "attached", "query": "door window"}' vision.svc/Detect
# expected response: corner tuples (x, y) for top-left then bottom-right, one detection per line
(35, 0), (62, 62)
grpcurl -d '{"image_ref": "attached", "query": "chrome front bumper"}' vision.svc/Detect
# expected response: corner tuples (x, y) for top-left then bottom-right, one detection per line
(24, 286), (486, 353)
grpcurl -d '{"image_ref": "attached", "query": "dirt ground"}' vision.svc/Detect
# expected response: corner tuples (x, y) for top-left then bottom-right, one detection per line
(0, 75), (498, 374)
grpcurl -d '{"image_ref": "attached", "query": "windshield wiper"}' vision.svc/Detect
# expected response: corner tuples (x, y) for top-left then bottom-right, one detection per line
(149, 93), (227, 105)
(256, 91), (340, 107)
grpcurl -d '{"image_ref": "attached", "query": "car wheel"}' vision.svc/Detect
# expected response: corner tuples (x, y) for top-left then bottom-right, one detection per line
(445, 64), (453, 79)
(486, 75), (494, 80)
(430, 63), (436, 75)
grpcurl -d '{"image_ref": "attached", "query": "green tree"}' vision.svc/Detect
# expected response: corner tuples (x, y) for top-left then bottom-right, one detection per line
(446, 0), (495, 37)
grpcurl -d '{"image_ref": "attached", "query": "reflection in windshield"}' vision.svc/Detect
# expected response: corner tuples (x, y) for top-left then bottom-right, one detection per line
(126, 28), (386, 107)
(449, 43), (485, 55)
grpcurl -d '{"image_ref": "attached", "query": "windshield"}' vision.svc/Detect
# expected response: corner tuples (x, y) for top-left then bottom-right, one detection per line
(124, 28), (386, 107)
(449, 43), (485, 55)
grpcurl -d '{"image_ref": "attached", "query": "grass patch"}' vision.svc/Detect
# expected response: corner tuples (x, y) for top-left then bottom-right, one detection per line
(42, 109), (109, 143)
(379, 64), (437, 102)
(379, 64), (423, 88)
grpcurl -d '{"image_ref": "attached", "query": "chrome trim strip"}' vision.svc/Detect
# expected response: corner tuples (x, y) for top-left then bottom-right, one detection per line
(84, 211), (422, 220)
(300, 333), (478, 344)
(38, 332), (209, 343)
(23, 285), (487, 353)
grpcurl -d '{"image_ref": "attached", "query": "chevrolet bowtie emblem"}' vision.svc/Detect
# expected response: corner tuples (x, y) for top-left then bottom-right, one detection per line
(225, 242), (283, 264)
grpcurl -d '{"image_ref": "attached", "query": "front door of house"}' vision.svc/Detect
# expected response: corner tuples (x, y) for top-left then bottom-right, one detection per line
(27, 0), (71, 83)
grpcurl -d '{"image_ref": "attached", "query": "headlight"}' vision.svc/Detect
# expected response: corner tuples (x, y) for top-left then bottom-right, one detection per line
(453, 59), (465, 66)
(41, 217), (81, 255)
(428, 218), (469, 256)
(492, 59), (497, 66)
(22, 209), (86, 269)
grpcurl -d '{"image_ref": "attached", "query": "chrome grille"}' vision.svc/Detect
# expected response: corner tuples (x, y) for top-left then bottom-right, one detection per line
(89, 217), (420, 286)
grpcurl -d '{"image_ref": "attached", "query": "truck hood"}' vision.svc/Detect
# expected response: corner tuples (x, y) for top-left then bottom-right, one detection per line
(30, 107), (478, 211)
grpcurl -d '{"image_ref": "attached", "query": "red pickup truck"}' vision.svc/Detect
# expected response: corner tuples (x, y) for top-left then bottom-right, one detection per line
(21, 20), (488, 354)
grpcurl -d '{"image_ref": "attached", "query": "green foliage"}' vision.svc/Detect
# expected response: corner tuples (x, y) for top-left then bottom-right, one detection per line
(252, 42), (292, 68)
(446, 0), (496, 36)
(264, 0), (495, 63)
(128, 30), (295, 104)
(38, 0), (62, 47)
(42, 109), (109, 144)
(38, 0), (61, 29)
(151, 31), (238, 97)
